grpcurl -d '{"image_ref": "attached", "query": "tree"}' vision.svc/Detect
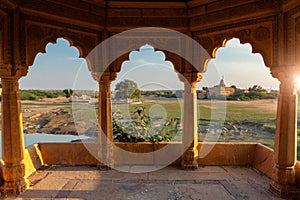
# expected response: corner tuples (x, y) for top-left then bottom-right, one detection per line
(249, 85), (264, 92)
(114, 79), (138, 99)
(230, 85), (237, 89)
(130, 88), (142, 99)
(63, 89), (73, 98)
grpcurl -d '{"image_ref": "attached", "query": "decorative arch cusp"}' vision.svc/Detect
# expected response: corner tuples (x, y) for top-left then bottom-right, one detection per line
(107, 46), (200, 77)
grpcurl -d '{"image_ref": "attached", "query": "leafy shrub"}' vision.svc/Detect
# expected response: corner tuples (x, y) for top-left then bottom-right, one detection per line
(20, 91), (41, 100)
(112, 106), (179, 143)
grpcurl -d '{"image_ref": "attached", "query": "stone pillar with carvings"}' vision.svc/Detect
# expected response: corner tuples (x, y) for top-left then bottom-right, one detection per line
(180, 73), (202, 169)
(94, 72), (116, 170)
(270, 71), (300, 197)
(0, 76), (29, 194)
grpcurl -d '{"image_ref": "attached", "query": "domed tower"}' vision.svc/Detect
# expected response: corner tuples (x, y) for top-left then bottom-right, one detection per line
(219, 76), (225, 87)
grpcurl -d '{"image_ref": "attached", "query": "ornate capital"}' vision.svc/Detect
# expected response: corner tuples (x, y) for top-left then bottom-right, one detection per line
(92, 71), (117, 83)
(179, 72), (203, 84)
(272, 67), (299, 94)
(0, 64), (28, 79)
(179, 72), (202, 93)
(271, 67), (299, 82)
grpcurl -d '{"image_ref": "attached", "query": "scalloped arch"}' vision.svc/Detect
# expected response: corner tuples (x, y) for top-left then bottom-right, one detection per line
(196, 25), (273, 71)
(209, 36), (272, 70)
(27, 35), (86, 67)
(25, 23), (98, 67)
(109, 46), (189, 75)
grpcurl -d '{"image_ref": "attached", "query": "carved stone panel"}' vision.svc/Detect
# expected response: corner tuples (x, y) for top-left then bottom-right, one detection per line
(0, 14), (4, 64)
(107, 17), (188, 32)
(194, 20), (274, 69)
(294, 16), (300, 67)
(284, 6), (300, 71)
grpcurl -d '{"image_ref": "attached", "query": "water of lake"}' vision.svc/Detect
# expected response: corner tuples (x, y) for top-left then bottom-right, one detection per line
(0, 132), (90, 159)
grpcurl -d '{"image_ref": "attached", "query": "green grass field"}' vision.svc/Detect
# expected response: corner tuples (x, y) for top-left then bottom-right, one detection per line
(112, 99), (278, 126)
(112, 98), (300, 160)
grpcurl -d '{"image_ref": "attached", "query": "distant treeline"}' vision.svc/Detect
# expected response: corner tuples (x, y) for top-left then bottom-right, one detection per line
(19, 89), (84, 100)
(142, 90), (184, 98)
(20, 90), (66, 100)
(226, 90), (278, 101)
(5, 87), (278, 101)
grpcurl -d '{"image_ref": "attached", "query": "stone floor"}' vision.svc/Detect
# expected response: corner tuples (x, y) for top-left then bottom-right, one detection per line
(3, 165), (283, 200)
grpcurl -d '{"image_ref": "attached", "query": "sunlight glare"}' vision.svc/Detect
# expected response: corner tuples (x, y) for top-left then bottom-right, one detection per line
(296, 76), (300, 89)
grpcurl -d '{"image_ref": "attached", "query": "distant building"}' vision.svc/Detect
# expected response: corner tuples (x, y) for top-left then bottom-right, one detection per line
(198, 78), (235, 99)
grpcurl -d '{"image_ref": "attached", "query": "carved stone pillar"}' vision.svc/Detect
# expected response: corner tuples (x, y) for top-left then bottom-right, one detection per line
(180, 73), (202, 169)
(0, 77), (29, 194)
(270, 71), (300, 197)
(94, 72), (116, 170)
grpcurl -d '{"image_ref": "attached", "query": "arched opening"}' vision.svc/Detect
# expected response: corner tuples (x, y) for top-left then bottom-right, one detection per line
(198, 38), (285, 155)
(111, 44), (184, 143)
(16, 38), (96, 152)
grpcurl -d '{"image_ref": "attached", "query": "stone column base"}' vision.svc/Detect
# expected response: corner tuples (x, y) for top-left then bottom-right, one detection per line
(0, 164), (29, 195)
(270, 166), (300, 198)
(181, 148), (198, 169)
(270, 182), (300, 198)
(97, 145), (113, 170)
(1, 179), (29, 195)
(97, 162), (112, 170)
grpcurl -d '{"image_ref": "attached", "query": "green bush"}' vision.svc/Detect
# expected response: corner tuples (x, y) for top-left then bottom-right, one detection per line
(20, 91), (40, 100)
(112, 106), (179, 142)
(46, 92), (59, 98)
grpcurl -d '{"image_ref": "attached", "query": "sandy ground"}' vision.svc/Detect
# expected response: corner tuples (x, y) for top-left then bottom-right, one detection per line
(22, 98), (76, 135)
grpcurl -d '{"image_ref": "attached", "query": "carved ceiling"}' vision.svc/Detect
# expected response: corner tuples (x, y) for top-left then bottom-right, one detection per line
(1, 0), (300, 77)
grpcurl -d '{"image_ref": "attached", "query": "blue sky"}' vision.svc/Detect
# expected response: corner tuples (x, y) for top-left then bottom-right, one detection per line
(19, 38), (280, 91)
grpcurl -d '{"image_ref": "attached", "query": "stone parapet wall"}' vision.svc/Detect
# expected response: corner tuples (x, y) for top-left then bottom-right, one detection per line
(24, 144), (44, 178)
(16, 142), (300, 189)
(197, 142), (256, 166)
(27, 142), (258, 167)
